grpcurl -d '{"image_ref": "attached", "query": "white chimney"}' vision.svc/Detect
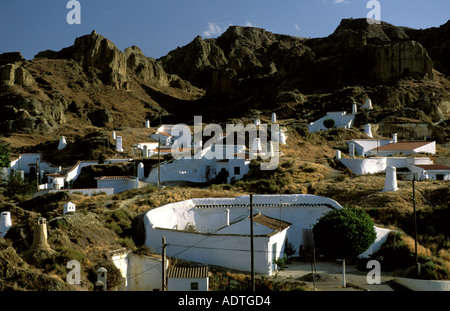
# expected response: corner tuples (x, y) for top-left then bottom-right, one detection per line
(268, 141), (275, 157)
(279, 129), (286, 145)
(254, 118), (261, 126)
(145, 120), (150, 128)
(383, 166), (398, 192)
(271, 113), (277, 123)
(143, 145), (148, 158)
(58, 136), (67, 150)
(137, 162), (145, 180)
(349, 143), (355, 158)
(224, 209), (230, 226)
(364, 124), (373, 138)
(0, 212), (12, 237)
(352, 103), (357, 115)
(116, 136), (123, 152)
(362, 98), (373, 110)
(112, 131), (116, 140)
(336, 150), (342, 159)
(392, 133), (398, 144)
(252, 138), (262, 151)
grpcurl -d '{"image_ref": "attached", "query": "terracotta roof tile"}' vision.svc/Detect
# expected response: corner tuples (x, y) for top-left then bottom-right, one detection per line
(94, 176), (137, 180)
(372, 141), (432, 151)
(252, 213), (291, 231)
(414, 164), (450, 170)
(167, 266), (209, 279)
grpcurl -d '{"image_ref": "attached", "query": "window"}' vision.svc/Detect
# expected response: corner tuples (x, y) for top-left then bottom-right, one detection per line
(234, 167), (240, 175)
(190, 282), (199, 290)
(436, 174), (444, 181)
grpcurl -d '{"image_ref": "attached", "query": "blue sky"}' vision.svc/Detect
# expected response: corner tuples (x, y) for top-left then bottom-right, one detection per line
(0, 0), (449, 60)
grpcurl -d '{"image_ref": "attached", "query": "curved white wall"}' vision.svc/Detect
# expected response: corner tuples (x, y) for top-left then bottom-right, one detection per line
(394, 277), (450, 291)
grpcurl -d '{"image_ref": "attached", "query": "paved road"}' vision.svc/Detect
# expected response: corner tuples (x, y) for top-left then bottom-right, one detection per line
(273, 259), (408, 291)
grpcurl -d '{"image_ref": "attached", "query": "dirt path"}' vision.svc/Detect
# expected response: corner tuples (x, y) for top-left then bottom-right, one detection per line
(272, 259), (404, 291)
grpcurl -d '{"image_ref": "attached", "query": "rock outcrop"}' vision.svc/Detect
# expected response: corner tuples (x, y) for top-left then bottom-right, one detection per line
(124, 45), (169, 86)
(403, 20), (450, 76)
(71, 30), (129, 90)
(36, 30), (128, 90)
(0, 62), (35, 87)
(367, 40), (434, 82)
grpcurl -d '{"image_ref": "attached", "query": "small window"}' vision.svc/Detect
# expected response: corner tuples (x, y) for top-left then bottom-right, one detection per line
(436, 174), (444, 181)
(190, 282), (199, 290)
(234, 167), (240, 175)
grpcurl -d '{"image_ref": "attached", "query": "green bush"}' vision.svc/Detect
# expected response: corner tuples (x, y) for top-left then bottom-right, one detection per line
(313, 207), (376, 260)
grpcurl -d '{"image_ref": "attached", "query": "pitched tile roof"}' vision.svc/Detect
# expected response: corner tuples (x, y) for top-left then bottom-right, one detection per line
(94, 176), (137, 180)
(372, 141), (432, 151)
(413, 164), (450, 170)
(252, 213), (291, 231)
(167, 266), (209, 279)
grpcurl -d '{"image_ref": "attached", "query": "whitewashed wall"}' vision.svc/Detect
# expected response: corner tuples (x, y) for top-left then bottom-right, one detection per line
(66, 161), (98, 183)
(112, 252), (168, 291)
(168, 276), (209, 291)
(308, 111), (355, 133)
(339, 158), (387, 175)
(359, 227), (392, 258)
(10, 153), (42, 174)
(96, 178), (138, 194)
(34, 188), (114, 197)
(146, 158), (250, 185)
(394, 277), (450, 291)
(339, 157), (434, 175)
(144, 195), (344, 274)
(145, 227), (276, 274)
(350, 139), (392, 156)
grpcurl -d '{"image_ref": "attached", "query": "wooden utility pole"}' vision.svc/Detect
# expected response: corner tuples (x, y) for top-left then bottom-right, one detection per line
(36, 158), (39, 191)
(158, 138), (161, 188)
(250, 194), (255, 291)
(162, 236), (166, 291)
(412, 177), (420, 275)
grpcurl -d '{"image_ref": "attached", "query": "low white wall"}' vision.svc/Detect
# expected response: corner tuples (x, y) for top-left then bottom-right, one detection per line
(168, 277), (209, 291)
(126, 254), (168, 291)
(359, 227), (392, 258)
(339, 156), (436, 176)
(394, 277), (450, 291)
(147, 158), (208, 184)
(145, 227), (274, 274)
(66, 161), (98, 183)
(34, 188), (114, 197)
(339, 158), (386, 175)
(97, 179), (138, 194)
(308, 112), (355, 133)
(112, 252), (168, 291)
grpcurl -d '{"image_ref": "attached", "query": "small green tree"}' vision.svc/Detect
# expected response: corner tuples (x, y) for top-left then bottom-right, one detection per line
(0, 141), (10, 168)
(312, 207), (376, 287)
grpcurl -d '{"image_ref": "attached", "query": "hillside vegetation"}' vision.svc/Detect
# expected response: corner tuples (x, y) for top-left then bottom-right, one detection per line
(0, 18), (449, 290)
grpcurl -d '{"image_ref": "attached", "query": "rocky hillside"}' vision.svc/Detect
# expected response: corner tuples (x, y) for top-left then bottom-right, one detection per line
(160, 19), (450, 123)
(0, 18), (449, 155)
